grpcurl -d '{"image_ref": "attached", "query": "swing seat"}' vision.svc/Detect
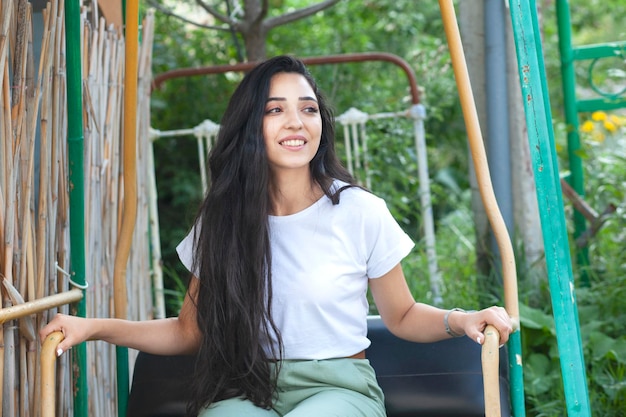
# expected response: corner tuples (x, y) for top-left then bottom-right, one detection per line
(127, 316), (511, 417)
(366, 316), (511, 416)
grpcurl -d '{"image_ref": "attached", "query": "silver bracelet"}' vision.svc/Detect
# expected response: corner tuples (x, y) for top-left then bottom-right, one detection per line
(444, 308), (466, 337)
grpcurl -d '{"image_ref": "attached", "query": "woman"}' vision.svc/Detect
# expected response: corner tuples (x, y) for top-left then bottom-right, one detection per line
(41, 55), (513, 417)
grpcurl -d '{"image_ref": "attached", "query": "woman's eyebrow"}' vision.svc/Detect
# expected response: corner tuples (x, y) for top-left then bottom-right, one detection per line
(266, 96), (318, 102)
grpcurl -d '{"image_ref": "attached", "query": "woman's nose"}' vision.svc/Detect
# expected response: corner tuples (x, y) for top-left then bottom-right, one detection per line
(285, 109), (303, 129)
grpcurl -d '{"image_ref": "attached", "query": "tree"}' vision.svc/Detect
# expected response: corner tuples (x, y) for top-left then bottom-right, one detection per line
(148, 0), (341, 61)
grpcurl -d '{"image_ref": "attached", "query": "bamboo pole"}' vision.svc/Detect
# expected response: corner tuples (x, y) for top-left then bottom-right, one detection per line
(114, 1), (138, 323)
(0, 0), (13, 82)
(0, 4), (10, 410)
(1, 59), (17, 417)
(0, 4), (19, 415)
(84, 18), (108, 416)
(0, 1), (11, 218)
(1, 279), (37, 341)
(0, 289), (83, 324)
(138, 10), (165, 320)
(19, 9), (39, 412)
(30, 6), (54, 417)
(114, 2), (141, 415)
(438, 1), (522, 416)
(11, 0), (29, 146)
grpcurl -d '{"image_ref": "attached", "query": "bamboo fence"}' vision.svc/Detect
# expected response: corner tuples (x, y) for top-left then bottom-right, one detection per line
(0, 1), (156, 416)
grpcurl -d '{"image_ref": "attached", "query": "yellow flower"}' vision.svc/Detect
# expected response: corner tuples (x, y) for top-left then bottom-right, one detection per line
(609, 114), (625, 126)
(591, 111), (607, 121)
(581, 120), (595, 133)
(591, 130), (605, 142)
(603, 120), (617, 132)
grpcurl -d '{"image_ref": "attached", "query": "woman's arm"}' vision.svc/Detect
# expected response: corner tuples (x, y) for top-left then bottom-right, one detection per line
(39, 278), (202, 356)
(369, 264), (513, 345)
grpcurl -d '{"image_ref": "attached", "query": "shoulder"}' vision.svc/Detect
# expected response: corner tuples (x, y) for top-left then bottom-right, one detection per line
(331, 181), (387, 210)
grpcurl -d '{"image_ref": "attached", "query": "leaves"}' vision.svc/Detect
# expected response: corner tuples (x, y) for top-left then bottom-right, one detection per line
(1, 277), (37, 342)
(519, 302), (555, 333)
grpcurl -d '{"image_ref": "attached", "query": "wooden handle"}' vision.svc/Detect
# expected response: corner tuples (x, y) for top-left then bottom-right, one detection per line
(41, 331), (65, 417)
(482, 325), (502, 417)
(438, 1), (519, 416)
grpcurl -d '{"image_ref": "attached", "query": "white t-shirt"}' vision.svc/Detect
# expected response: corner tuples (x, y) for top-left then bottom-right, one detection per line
(176, 181), (414, 359)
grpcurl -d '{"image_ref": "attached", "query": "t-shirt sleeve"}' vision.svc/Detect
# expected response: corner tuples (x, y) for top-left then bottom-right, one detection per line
(176, 227), (197, 275)
(364, 196), (415, 278)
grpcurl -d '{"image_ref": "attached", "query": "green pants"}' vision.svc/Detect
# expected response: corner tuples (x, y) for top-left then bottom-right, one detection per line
(199, 358), (386, 417)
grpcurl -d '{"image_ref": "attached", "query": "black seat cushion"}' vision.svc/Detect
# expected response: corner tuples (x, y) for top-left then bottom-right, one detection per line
(127, 317), (511, 417)
(366, 316), (511, 417)
(127, 353), (194, 417)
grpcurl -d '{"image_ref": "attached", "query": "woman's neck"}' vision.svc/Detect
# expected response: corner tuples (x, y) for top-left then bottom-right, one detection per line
(269, 171), (324, 216)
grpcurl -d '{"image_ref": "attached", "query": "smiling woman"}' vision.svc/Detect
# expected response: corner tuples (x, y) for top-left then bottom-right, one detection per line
(40, 55), (513, 417)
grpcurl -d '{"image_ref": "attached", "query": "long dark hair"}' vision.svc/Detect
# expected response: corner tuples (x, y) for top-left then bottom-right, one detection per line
(187, 55), (355, 415)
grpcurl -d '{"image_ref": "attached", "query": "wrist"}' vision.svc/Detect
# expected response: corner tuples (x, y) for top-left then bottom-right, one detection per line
(444, 308), (466, 337)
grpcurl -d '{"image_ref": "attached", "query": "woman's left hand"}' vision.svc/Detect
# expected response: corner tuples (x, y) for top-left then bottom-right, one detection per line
(458, 307), (515, 345)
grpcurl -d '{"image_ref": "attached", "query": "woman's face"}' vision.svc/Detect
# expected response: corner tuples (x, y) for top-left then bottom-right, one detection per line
(262, 72), (322, 175)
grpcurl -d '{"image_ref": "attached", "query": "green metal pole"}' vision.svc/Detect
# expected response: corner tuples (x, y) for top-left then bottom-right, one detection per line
(508, 1), (591, 415)
(64, 0), (89, 415)
(117, 345), (129, 417)
(507, 332), (525, 416)
(528, 0), (586, 363)
(555, 0), (590, 287)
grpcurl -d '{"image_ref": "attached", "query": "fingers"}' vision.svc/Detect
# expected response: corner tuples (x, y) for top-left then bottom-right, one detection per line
(39, 313), (79, 356)
(39, 313), (62, 342)
(492, 310), (512, 345)
(467, 306), (514, 346)
(55, 339), (74, 356)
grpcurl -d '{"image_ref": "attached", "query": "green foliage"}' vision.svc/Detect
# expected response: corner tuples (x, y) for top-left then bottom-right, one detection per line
(160, 265), (190, 317)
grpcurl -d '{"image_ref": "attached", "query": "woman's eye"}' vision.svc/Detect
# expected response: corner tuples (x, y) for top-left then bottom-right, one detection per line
(304, 106), (319, 113)
(266, 107), (281, 114)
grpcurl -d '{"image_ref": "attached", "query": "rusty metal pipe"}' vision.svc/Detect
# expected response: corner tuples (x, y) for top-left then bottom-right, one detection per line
(151, 52), (421, 104)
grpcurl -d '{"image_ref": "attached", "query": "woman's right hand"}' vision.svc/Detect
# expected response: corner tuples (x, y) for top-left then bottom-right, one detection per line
(39, 279), (202, 356)
(39, 313), (93, 356)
